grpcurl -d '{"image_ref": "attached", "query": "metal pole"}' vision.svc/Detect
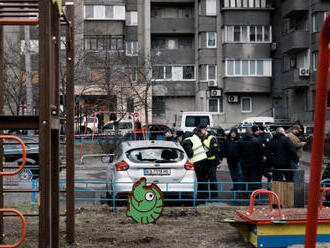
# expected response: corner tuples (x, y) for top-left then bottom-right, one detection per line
(50, 2), (60, 247)
(65, 2), (75, 244)
(0, 25), (4, 244)
(305, 15), (330, 248)
(38, 0), (51, 246)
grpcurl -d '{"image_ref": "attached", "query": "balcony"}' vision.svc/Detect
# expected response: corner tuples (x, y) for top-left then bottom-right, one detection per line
(224, 77), (271, 93)
(153, 81), (195, 96)
(151, 49), (195, 64)
(281, 0), (308, 18)
(151, 18), (194, 34)
(282, 68), (310, 89)
(281, 31), (309, 53)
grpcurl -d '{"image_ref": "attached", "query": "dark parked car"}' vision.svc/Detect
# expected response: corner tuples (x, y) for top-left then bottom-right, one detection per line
(143, 124), (171, 140)
(3, 135), (39, 180)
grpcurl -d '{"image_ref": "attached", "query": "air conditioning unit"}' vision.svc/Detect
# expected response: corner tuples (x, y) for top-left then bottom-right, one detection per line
(227, 95), (239, 103)
(299, 68), (310, 77)
(210, 89), (221, 97)
(208, 80), (218, 88)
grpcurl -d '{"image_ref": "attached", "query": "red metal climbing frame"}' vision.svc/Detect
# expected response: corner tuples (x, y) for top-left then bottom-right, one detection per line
(0, 136), (27, 248)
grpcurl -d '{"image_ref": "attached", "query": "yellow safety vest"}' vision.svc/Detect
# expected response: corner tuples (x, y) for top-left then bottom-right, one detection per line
(185, 134), (207, 164)
(203, 135), (216, 160)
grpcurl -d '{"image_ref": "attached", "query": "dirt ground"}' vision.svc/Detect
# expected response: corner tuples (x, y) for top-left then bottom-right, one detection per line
(2, 204), (248, 248)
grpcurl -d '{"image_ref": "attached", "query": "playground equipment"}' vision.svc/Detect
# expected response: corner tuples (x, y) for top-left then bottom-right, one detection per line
(0, 1), (75, 247)
(0, 136), (27, 247)
(230, 14), (330, 248)
(232, 189), (330, 248)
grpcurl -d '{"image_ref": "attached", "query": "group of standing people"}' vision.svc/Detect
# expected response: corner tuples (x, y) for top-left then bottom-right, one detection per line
(223, 123), (306, 192)
(163, 121), (307, 199)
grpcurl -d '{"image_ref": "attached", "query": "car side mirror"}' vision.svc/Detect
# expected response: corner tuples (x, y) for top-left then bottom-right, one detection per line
(102, 155), (114, 163)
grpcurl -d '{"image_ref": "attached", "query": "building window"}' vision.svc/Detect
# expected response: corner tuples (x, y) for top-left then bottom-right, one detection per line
(126, 41), (138, 56)
(126, 11), (138, 26)
(84, 5), (125, 20)
(127, 98), (134, 113)
(209, 98), (223, 113)
(224, 26), (272, 43)
(224, 0), (267, 8)
(312, 14), (317, 33)
(183, 66), (195, 79)
(151, 7), (193, 18)
(241, 97), (252, 113)
(207, 65), (217, 80)
(207, 32), (216, 48)
(206, 0), (216, 16)
(84, 35), (124, 51)
(313, 52), (318, 71)
(151, 37), (193, 50)
(152, 97), (165, 118)
(153, 66), (194, 80)
(225, 60), (272, 77)
(152, 66), (172, 79)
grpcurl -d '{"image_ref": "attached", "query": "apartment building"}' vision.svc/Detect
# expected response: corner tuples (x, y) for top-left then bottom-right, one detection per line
(3, 0), (330, 128)
(272, 0), (330, 127)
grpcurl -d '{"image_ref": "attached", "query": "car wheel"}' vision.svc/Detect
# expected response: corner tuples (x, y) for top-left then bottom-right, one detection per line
(19, 168), (33, 181)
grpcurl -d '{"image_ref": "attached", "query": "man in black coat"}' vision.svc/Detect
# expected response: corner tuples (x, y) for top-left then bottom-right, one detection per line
(266, 127), (299, 182)
(223, 128), (243, 190)
(238, 129), (264, 191)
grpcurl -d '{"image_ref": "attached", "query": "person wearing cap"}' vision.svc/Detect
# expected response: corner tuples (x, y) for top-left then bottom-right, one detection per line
(238, 128), (264, 192)
(223, 128), (242, 191)
(178, 129), (209, 200)
(251, 125), (260, 138)
(287, 124), (306, 160)
(199, 123), (220, 199)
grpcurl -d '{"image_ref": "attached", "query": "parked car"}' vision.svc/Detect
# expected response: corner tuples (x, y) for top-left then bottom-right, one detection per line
(207, 126), (225, 143)
(104, 140), (197, 203)
(74, 115), (99, 134)
(102, 119), (134, 136)
(142, 124), (170, 140)
(3, 135), (39, 180)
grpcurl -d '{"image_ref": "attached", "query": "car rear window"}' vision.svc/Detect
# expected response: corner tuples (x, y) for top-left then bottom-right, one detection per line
(185, 116), (210, 127)
(126, 148), (184, 163)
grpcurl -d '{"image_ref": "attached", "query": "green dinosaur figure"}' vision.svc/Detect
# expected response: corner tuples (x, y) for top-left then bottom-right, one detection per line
(127, 177), (164, 224)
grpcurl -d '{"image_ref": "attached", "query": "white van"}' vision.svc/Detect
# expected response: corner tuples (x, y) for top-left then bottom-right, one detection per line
(241, 116), (274, 126)
(178, 112), (214, 132)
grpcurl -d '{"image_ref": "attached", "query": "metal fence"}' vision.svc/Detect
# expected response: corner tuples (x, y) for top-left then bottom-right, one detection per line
(26, 180), (272, 211)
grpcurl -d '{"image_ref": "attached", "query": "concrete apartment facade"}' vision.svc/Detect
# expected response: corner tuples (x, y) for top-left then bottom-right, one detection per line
(272, 0), (330, 128)
(3, 0), (330, 129)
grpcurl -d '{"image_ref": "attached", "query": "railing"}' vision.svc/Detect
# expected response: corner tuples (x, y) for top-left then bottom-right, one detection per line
(26, 180), (272, 211)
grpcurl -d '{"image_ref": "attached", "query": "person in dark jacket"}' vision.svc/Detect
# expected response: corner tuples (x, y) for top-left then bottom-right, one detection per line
(164, 128), (176, 141)
(223, 128), (243, 190)
(266, 127), (299, 182)
(200, 124), (220, 198)
(238, 129), (264, 191)
(257, 125), (272, 183)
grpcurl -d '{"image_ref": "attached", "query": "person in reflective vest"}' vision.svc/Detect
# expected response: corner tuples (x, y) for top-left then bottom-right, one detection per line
(200, 124), (220, 199)
(177, 130), (208, 201)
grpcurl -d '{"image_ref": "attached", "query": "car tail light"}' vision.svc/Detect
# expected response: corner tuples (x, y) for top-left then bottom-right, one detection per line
(115, 161), (129, 171)
(184, 161), (194, 170)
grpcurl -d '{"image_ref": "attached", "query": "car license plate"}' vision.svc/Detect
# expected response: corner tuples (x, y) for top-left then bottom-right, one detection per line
(144, 169), (171, 176)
